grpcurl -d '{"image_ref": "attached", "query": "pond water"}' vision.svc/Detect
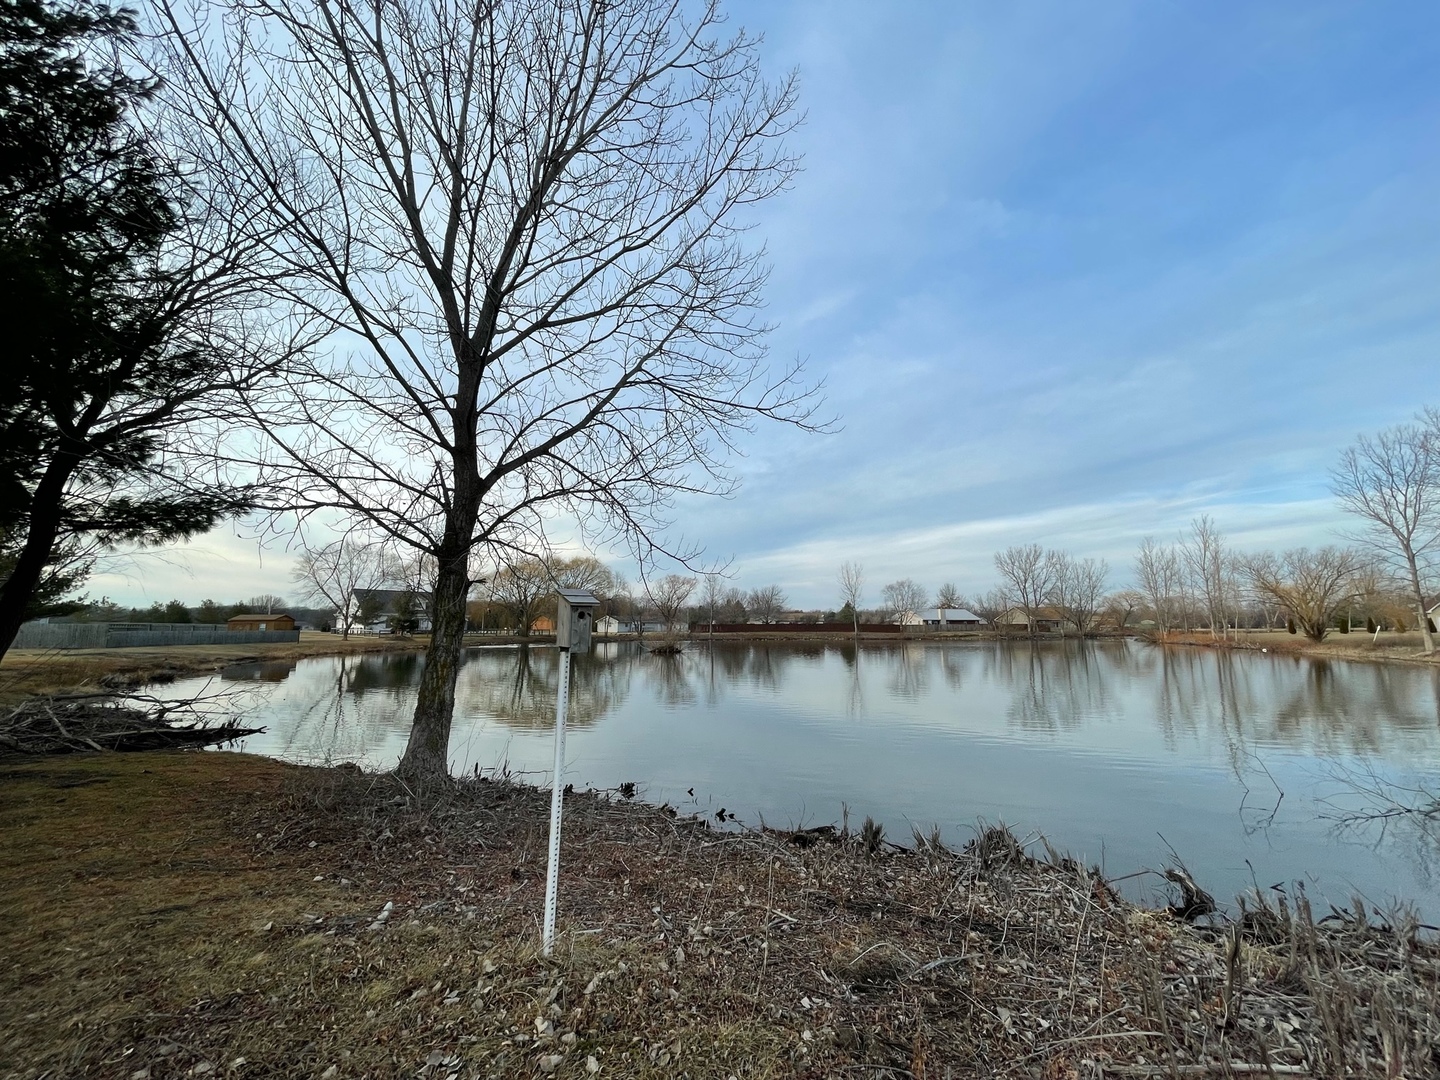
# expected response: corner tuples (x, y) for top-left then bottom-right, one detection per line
(171, 640), (1440, 918)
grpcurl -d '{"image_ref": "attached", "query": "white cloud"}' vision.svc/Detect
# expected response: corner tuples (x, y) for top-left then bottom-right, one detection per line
(87, 527), (301, 607)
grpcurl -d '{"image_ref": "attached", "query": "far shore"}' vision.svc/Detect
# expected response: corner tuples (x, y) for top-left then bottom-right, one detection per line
(0, 630), (442, 702)
(1151, 627), (1440, 667)
(4, 623), (1435, 705)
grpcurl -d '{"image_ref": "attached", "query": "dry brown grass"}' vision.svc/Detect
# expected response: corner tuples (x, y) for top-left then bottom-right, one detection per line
(1160, 630), (1440, 667)
(0, 633), (433, 703)
(2, 752), (1437, 1079)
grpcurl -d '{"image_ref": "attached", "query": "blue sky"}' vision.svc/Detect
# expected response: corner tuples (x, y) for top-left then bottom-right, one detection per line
(99, 0), (1440, 609)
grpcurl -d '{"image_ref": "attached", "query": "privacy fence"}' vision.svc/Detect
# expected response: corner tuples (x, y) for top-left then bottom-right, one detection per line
(13, 622), (301, 649)
(690, 622), (905, 634)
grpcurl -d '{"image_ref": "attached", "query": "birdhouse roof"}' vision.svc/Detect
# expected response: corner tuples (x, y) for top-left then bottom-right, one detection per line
(555, 588), (600, 606)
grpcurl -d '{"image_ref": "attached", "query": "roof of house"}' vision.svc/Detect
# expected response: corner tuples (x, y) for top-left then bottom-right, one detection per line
(1000, 605), (1067, 622)
(350, 588), (433, 610)
(227, 612), (294, 625)
(924, 608), (983, 622)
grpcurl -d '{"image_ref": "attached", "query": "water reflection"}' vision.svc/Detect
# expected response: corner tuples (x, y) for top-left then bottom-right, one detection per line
(210, 641), (1440, 761)
(193, 639), (1440, 915)
(454, 647), (634, 730)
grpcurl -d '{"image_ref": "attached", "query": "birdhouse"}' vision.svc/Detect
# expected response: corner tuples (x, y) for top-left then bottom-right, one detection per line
(554, 588), (600, 655)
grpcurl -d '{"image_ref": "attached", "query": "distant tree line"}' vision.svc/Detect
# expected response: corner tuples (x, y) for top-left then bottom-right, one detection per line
(57, 593), (334, 626)
(808, 410), (1440, 648)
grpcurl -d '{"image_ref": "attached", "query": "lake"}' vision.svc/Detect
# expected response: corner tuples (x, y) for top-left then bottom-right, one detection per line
(169, 639), (1440, 918)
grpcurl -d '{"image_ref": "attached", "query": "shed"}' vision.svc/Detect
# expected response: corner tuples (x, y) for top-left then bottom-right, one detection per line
(227, 613), (296, 632)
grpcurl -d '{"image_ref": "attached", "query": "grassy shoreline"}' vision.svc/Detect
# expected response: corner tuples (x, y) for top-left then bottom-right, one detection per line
(0, 631), (452, 703)
(3, 627), (1434, 707)
(1152, 629), (1440, 667)
(2, 751), (1436, 1078)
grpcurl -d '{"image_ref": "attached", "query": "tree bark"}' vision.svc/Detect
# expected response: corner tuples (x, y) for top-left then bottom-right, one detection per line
(0, 455), (77, 659)
(1405, 550), (1435, 655)
(397, 542), (470, 784)
(396, 365), (483, 784)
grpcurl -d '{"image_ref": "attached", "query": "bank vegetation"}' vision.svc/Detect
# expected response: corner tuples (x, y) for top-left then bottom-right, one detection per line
(3, 752), (1437, 1079)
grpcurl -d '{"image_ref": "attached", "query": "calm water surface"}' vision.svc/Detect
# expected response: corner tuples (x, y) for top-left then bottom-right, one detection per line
(174, 640), (1440, 917)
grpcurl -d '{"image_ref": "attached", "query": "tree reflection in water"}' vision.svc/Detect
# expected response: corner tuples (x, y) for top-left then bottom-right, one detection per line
(987, 641), (1115, 734)
(453, 646), (637, 730)
(183, 638), (1440, 910)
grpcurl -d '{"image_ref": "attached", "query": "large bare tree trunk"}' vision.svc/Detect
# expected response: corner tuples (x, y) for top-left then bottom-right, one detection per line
(1407, 554), (1435, 655)
(399, 379), (482, 782)
(401, 549), (470, 783)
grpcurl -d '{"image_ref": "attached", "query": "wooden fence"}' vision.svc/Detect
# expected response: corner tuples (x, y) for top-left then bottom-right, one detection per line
(689, 622), (904, 634)
(13, 622), (301, 649)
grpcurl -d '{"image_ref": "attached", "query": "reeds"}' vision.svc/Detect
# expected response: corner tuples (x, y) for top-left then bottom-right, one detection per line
(252, 771), (1440, 1077)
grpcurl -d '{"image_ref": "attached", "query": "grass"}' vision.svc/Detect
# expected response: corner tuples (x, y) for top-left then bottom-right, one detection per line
(0, 632), (433, 703)
(1160, 629), (1440, 667)
(2, 751), (1438, 1079)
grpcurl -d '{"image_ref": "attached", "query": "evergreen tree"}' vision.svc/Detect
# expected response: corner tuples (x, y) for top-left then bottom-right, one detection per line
(0, 0), (259, 657)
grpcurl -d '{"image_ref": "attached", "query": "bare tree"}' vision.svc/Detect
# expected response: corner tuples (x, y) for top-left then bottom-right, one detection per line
(993, 545), (1058, 640)
(157, 0), (816, 782)
(1242, 547), (1365, 642)
(649, 574), (696, 633)
(1105, 589), (1146, 631)
(747, 585), (786, 624)
(553, 555), (615, 596)
(880, 578), (927, 625)
(719, 587), (748, 623)
(1051, 555), (1108, 635)
(1332, 422), (1440, 655)
(699, 573), (726, 638)
(838, 561), (864, 635)
(1135, 536), (1182, 635)
(972, 587), (1010, 628)
(1178, 516), (1231, 638)
(488, 558), (553, 638)
(486, 553), (612, 635)
(248, 593), (288, 614)
(290, 533), (391, 637)
(934, 582), (965, 610)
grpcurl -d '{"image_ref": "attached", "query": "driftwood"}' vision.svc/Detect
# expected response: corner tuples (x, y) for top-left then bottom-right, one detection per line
(0, 696), (260, 757)
(1164, 862), (1218, 922)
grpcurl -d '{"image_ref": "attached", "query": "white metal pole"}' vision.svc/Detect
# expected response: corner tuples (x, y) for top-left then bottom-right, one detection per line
(542, 646), (572, 956)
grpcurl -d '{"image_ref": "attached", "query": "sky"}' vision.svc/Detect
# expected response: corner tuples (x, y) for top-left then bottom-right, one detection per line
(93, 0), (1440, 610)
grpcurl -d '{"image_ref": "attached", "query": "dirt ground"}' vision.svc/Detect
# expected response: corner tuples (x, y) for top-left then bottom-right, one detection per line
(2, 751), (1436, 1079)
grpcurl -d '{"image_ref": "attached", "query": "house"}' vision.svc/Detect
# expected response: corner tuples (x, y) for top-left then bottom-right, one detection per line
(227, 613), (296, 632)
(921, 608), (984, 628)
(341, 588), (433, 633)
(996, 606), (1068, 633)
(530, 615), (555, 634)
(595, 615), (666, 635)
